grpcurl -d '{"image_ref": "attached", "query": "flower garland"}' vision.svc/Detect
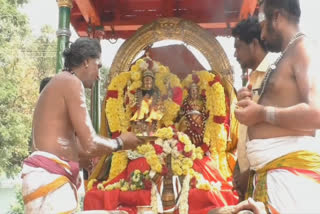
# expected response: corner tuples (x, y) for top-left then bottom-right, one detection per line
(106, 151), (128, 183)
(105, 57), (182, 134)
(136, 143), (163, 173)
(105, 72), (131, 133)
(178, 174), (191, 214)
(93, 127), (227, 213)
(103, 170), (151, 191)
(181, 70), (230, 179)
(151, 182), (159, 213)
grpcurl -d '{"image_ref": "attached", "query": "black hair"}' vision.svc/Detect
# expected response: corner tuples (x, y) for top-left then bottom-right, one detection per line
(39, 77), (52, 93)
(260, 0), (301, 23)
(232, 16), (266, 51)
(63, 37), (101, 71)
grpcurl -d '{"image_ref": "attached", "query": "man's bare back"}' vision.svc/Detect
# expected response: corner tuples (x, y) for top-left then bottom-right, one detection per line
(33, 72), (81, 161)
(248, 39), (315, 140)
(32, 41), (143, 163)
(22, 37), (143, 213)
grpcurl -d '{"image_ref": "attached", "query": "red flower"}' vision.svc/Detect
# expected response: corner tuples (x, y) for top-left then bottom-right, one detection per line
(201, 144), (209, 154)
(176, 142), (185, 152)
(190, 177), (197, 188)
(130, 90), (136, 94)
(161, 166), (169, 176)
(213, 75), (221, 84)
(143, 179), (152, 189)
(214, 116), (226, 124)
(171, 125), (177, 132)
(106, 90), (118, 99)
(225, 124), (230, 134)
(153, 144), (163, 154)
(183, 151), (193, 158)
(172, 87), (183, 106)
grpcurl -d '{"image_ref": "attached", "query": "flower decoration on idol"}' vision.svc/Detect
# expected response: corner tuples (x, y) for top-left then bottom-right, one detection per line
(181, 70), (231, 179)
(105, 57), (183, 136)
(102, 169), (152, 192)
(135, 127), (204, 177)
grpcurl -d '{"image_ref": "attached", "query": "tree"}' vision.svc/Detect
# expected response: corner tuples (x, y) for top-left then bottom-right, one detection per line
(0, 0), (59, 177)
(28, 25), (57, 82)
(0, 0), (36, 177)
(7, 185), (24, 214)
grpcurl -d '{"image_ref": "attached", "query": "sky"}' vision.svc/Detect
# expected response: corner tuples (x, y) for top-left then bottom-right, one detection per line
(20, 0), (320, 90)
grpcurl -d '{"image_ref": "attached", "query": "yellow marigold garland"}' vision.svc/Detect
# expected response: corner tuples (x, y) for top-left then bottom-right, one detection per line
(105, 72), (131, 133)
(106, 151), (129, 183)
(161, 101), (180, 127)
(137, 143), (163, 173)
(105, 58), (182, 134)
(181, 70), (231, 179)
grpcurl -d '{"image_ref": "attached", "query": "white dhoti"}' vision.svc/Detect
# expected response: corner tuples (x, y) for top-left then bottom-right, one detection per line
(22, 151), (79, 214)
(247, 136), (320, 213)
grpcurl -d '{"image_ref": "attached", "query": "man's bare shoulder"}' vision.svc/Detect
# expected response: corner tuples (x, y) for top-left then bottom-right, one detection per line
(289, 37), (319, 74)
(292, 37), (317, 61)
(51, 72), (83, 93)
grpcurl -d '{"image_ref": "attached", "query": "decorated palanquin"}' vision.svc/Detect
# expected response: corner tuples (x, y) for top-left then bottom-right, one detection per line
(84, 18), (239, 214)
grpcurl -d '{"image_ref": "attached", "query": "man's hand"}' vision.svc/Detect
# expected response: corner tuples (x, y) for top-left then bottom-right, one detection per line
(79, 156), (92, 170)
(232, 198), (267, 214)
(232, 164), (249, 201)
(119, 132), (144, 150)
(237, 85), (253, 101)
(235, 100), (265, 126)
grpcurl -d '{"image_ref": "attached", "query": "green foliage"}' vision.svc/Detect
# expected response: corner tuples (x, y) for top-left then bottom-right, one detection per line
(7, 0), (29, 6)
(0, 0), (29, 45)
(29, 25), (57, 81)
(0, 0), (57, 177)
(0, 0), (34, 177)
(7, 185), (24, 214)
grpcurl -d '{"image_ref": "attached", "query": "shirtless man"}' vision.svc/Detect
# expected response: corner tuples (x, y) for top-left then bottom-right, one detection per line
(235, 0), (320, 213)
(231, 17), (270, 201)
(21, 38), (142, 213)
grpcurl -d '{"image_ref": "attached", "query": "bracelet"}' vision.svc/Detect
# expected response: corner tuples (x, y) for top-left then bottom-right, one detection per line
(265, 106), (276, 125)
(115, 137), (124, 151)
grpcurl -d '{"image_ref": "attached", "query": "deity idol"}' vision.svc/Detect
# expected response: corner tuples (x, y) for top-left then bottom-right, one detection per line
(177, 83), (208, 147)
(130, 69), (163, 135)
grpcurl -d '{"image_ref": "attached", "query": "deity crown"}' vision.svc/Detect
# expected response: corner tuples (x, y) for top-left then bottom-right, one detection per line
(143, 69), (155, 79)
(190, 83), (198, 89)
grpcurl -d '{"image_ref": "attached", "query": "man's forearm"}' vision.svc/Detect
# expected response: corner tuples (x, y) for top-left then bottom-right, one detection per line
(84, 136), (123, 157)
(264, 103), (320, 131)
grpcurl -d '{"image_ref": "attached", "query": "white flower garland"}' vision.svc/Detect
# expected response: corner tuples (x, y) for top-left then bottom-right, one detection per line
(151, 182), (159, 213)
(178, 174), (191, 214)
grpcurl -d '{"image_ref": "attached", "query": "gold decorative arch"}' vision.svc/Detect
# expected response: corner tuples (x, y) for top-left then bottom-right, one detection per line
(109, 17), (233, 83)
(106, 17), (238, 162)
(96, 18), (239, 180)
